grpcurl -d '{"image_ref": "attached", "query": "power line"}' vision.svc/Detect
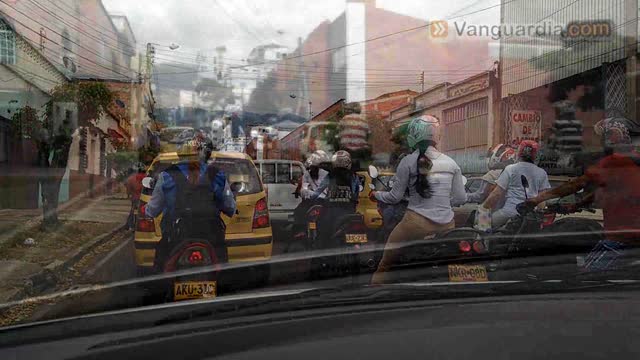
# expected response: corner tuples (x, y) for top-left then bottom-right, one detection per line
(502, 40), (639, 87)
(24, 0), (136, 74)
(232, 0), (520, 71)
(0, 0), (134, 80)
(452, 0), (587, 74)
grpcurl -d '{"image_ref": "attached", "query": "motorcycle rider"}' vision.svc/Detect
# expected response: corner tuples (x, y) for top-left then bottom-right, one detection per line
(524, 117), (640, 270)
(467, 144), (516, 203)
(292, 150), (330, 230)
(481, 140), (551, 229)
(309, 150), (362, 247)
(146, 137), (236, 269)
(368, 115), (467, 284)
(301, 150), (330, 199)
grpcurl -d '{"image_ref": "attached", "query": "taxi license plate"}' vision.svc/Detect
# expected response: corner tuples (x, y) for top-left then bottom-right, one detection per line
(174, 281), (217, 301)
(309, 222), (317, 230)
(448, 264), (488, 282)
(345, 233), (368, 244)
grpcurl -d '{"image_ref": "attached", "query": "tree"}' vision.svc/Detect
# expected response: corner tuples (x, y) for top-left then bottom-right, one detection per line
(11, 82), (114, 229)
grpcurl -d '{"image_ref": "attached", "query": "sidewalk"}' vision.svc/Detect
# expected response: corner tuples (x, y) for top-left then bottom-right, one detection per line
(0, 196), (131, 303)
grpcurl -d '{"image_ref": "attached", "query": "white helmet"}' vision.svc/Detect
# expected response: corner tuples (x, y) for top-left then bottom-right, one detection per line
(331, 150), (352, 170)
(407, 115), (442, 149)
(306, 150), (330, 168)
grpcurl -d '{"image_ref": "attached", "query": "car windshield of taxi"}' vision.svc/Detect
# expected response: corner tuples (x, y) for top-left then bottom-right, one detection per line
(1, 1), (639, 357)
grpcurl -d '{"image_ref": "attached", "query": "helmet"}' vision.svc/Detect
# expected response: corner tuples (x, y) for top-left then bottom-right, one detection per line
(517, 140), (540, 162)
(487, 144), (516, 170)
(307, 150), (330, 168)
(595, 117), (633, 148)
(331, 150), (352, 170)
(407, 115), (441, 149)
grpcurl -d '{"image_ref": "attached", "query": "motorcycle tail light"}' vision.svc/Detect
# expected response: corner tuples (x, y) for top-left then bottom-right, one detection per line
(542, 213), (556, 227)
(253, 198), (270, 229)
(136, 203), (156, 232)
(459, 240), (472, 253)
(308, 207), (322, 220)
(472, 240), (486, 254)
(177, 244), (214, 268)
(347, 221), (367, 233)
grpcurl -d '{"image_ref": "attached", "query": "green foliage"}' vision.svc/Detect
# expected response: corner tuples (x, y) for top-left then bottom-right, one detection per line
(10, 105), (41, 140)
(46, 82), (114, 119)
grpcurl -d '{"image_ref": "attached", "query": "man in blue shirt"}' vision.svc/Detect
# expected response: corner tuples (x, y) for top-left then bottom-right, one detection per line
(146, 138), (236, 267)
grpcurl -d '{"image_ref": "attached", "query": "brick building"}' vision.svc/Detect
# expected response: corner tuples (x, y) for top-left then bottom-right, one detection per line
(253, 0), (490, 118)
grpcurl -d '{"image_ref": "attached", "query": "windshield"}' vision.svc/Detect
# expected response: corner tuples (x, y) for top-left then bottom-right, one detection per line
(1, 0), (639, 338)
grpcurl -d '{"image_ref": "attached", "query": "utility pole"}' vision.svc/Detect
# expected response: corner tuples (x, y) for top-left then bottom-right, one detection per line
(420, 71), (425, 92)
(625, 0), (638, 121)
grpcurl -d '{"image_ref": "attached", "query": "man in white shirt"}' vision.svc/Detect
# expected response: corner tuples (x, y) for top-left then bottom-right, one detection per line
(481, 140), (551, 229)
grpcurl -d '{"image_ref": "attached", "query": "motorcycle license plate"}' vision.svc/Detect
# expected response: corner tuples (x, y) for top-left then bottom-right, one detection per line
(309, 222), (317, 230)
(174, 281), (217, 301)
(448, 264), (488, 282)
(345, 233), (368, 244)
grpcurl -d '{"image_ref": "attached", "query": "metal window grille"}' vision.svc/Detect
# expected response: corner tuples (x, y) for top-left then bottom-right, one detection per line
(0, 19), (16, 65)
(603, 60), (627, 118)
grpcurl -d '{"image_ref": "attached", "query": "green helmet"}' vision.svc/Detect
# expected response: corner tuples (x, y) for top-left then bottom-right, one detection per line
(407, 115), (441, 149)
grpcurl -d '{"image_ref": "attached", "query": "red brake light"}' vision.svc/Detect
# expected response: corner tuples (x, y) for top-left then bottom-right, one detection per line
(136, 218), (155, 232)
(253, 198), (270, 229)
(459, 240), (472, 253)
(542, 213), (556, 227)
(472, 240), (486, 254)
(188, 250), (204, 264)
(255, 198), (268, 212)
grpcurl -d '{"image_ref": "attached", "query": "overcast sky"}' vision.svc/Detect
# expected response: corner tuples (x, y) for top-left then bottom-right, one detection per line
(103, 0), (500, 61)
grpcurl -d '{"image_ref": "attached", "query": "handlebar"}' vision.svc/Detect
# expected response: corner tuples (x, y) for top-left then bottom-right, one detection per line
(517, 202), (596, 216)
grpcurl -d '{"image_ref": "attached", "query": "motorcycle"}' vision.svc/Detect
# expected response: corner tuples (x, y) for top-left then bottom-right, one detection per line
(305, 184), (371, 278)
(141, 178), (242, 302)
(368, 165), (407, 243)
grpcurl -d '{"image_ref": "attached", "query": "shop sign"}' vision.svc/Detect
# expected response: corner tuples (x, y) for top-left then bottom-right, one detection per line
(510, 110), (541, 144)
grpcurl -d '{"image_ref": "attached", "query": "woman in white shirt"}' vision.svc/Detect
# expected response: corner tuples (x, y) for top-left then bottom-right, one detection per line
(369, 115), (467, 284)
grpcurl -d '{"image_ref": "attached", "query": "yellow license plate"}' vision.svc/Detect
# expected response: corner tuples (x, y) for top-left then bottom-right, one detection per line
(174, 281), (217, 301)
(345, 233), (368, 244)
(309, 222), (317, 230)
(448, 264), (488, 282)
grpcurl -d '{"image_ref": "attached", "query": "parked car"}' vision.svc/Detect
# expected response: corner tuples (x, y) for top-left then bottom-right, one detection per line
(134, 151), (273, 276)
(254, 160), (306, 222)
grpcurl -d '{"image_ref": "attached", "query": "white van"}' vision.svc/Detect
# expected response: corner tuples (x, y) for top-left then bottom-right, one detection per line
(254, 160), (306, 222)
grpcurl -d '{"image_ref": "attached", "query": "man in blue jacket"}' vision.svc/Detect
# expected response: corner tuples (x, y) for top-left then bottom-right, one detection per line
(146, 138), (236, 267)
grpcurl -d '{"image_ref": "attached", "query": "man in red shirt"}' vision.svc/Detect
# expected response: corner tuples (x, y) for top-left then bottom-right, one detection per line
(126, 163), (147, 230)
(525, 117), (639, 270)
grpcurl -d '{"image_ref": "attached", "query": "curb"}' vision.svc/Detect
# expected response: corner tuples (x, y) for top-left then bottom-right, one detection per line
(9, 223), (127, 302)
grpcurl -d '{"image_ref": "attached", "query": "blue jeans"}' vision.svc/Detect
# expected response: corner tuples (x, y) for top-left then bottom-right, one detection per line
(583, 239), (626, 271)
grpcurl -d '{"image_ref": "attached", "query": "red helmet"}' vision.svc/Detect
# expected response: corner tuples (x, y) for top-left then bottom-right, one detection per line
(487, 144), (516, 170)
(517, 140), (540, 162)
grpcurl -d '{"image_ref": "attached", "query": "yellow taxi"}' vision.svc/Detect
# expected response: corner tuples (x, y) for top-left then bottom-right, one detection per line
(134, 151), (273, 274)
(356, 170), (396, 230)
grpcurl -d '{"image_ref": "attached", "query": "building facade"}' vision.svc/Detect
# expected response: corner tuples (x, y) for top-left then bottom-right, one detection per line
(390, 70), (500, 174)
(498, 0), (638, 153)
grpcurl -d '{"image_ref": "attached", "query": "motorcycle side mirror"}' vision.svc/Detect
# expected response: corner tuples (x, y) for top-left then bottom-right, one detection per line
(520, 175), (529, 189)
(369, 183), (376, 190)
(141, 177), (154, 189)
(368, 165), (379, 179)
